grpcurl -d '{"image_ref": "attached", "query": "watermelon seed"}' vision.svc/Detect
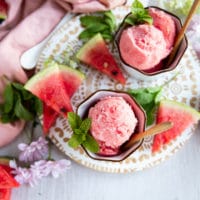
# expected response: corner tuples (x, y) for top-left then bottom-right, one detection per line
(103, 62), (108, 68)
(60, 107), (67, 113)
(111, 70), (118, 76)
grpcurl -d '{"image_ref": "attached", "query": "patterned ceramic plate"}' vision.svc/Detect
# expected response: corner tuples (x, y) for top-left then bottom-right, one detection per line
(36, 4), (200, 173)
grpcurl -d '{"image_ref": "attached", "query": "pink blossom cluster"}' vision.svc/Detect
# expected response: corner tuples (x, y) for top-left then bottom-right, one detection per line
(10, 137), (71, 186)
(10, 159), (71, 187)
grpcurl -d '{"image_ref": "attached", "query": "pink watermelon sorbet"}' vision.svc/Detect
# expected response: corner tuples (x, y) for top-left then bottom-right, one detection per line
(119, 7), (176, 71)
(88, 96), (138, 156)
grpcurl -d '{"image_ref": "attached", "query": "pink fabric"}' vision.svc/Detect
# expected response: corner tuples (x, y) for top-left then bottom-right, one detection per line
(0, 0), (125, 147)
(0, 0), (65, 147)
(55, 0), (126, 12)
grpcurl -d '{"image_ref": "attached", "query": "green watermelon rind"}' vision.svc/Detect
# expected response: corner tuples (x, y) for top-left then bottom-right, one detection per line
(24, 63), (85, 90)
(76, 33), (103, 60)
(159, 99), (200, 122)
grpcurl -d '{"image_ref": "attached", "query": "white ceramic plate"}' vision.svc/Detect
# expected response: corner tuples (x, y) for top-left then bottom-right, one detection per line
(36, 5), (200, 173)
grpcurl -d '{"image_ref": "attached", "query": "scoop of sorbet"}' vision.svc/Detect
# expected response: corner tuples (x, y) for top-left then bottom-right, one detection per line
(148, 7), (176, 50)
(88, 96), (137, 156)
(119, 24), (171, 71)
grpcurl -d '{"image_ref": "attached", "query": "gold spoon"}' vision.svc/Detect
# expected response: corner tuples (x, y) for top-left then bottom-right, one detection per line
(167, 0), (200, 65)
(122, 121), (173, 151)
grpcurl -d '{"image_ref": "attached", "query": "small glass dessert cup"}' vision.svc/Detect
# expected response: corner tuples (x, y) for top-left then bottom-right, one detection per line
(114, 6), (188, 81)
(76, 90), (146, 162)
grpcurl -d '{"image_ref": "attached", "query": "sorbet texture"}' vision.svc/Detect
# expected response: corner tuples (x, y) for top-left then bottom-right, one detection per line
(119, 7), (176, 71)
(88, 96), (138, 155)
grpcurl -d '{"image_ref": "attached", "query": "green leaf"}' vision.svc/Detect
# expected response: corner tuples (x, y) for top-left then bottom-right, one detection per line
(3, 84), (14, 113)
(67, 112), (82, 131)
(80, 118), (91, 133)
(68, 134), (84, 148)
(129, 85), (164, 126)
(134, 92), (154, 105)
(131, 0), (145, 15)
(80, 15), (103, 27)
(79, 11), (116, 42)
(124, 0), (153, 26)
(82, 134), (99, 153)
(104, 11), (116, 31)
(14, 94), (34, 121)
(34, 97), (43, 115)
(74, 129), (83, 135)
(79, 31), (96, 41)
(124, 16), (137, 25)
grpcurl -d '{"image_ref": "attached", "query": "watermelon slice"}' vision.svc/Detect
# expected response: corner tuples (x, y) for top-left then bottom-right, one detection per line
(25, 63), (85, 117)
(42, 103), (59, 134)
(0, 165), (19, 189)
(0, 188), (11, 200)
(76, 33), (126, 84)
(152, 100), (200, 152)
(0, 0), (8, 23)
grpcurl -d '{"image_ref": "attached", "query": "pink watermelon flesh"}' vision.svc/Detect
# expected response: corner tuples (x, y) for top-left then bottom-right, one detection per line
(34, 72), (73, 116)
(77, 33), (126, 84)
(152, 100), (200, 152)
(25, 63), (85, 132)
(42, 103), (59, 134)
(42, 69), (84, 134)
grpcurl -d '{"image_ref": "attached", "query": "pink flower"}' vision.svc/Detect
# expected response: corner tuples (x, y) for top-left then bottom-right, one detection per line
(18, 137), (49, 163)
(31, 159), (71, 178)
(10, 159), (71, 186)
(10, 160), (38, 187)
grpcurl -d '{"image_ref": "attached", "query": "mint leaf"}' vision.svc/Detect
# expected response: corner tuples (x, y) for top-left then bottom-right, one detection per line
(67, 112), (99, 153)
(80, 15), (103, 27)
(68, 134), (84, 148)
(129, 86), (163, 126)
(124, 0), (153, 26)
(34, 97), (43, 115)
(79, 11), (116, 41)
(67, 112), (82, 131)
(14, 94), (34, 121)
(83, 134), (99, 153)
(0, 80), (42, 123)
(80, 118), (91, 133)
(3, 84), (14, 113)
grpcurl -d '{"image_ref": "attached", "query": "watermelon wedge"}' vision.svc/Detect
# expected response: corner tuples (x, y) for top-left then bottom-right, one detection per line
(42, 103), (59, 134)
(152, 100), (200, 152)
(0, 165), (19, 189)
(25, 63), (85, 118)
(76, 33), (126, 84)
(0, 188), (11, 200)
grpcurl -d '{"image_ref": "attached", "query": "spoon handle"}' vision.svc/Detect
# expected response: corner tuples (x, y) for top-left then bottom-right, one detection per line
(167, 0), (200, 65)
(122, 121), (173, 150)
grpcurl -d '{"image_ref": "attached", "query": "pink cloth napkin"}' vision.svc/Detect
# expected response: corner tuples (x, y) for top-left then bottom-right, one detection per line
(0, 0), (126, 147)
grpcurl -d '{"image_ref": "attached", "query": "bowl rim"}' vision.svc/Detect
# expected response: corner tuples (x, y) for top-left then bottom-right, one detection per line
(76, 89), (147, 162)
(114, 6), (188, 77)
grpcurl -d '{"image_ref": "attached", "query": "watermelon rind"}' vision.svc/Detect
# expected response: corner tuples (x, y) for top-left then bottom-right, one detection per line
(76, 33), (126, 84)
(159, 99), (200, 121)
(24, 63), (85, 90)
(76, 33), (103, 60)
(152, 99), (200, 152)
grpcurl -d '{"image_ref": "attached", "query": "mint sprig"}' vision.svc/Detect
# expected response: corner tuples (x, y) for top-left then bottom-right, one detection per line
(0, 76), (42, 123)
(67, 112), (99, 153)
(79, 11), (116, 42)
(125, 0), (153, 25)
(129, 86), (162, 126)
